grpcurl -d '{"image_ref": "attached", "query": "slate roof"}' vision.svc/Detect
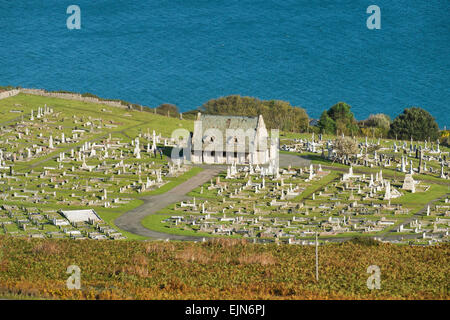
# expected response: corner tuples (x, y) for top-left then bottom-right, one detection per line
(199, 114), (259, 132)
(192, 114), (266, 152)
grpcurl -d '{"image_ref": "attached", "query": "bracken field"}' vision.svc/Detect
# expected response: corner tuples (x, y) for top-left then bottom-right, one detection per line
(0, 235), (448, 300)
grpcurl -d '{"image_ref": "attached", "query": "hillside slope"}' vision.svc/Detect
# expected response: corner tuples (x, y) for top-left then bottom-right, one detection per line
(0, 236), (447, 300)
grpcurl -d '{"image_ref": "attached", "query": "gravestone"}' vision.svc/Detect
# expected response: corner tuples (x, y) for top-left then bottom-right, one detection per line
(402, 174), (415, 193)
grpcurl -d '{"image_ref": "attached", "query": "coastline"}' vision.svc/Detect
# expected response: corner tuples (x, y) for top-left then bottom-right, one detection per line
(1, 87), (447, 130)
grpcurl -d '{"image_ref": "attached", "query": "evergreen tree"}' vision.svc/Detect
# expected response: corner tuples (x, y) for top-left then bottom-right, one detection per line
(326, 102), (359, 136)
(388, 107), (439, 141)
(318, 110), (336, 134)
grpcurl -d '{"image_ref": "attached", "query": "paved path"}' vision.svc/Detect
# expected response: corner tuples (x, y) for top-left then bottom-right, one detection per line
(115, 166), (224, 240)
(114, 153), (309, 240)
(278, 153), (311, 168)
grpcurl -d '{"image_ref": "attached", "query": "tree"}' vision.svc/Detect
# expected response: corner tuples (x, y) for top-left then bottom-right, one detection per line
(317, 111), (336, 134)
(327, 102), (353, 121)
(365, 113), (391, 129)
(263, 100), (309, 132)
(197, 95), (309, 133)
(326, 102), (360, 136)
(360, 113), (391, 138)
(334, 136), (358, 163)
(156, 103), (179, 117)
(388, 107), (439, 141)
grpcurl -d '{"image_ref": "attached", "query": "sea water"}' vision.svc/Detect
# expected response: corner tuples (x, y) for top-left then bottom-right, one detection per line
(0, 0), (448, 127)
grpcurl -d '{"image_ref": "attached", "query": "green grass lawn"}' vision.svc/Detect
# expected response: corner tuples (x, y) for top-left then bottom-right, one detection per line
(1, 93), (448, 243)
(98, 167), (205, 239)
(140, 214), (213, 238)
(293, 171), (340, 201)
(0, 93), (194, 137)
(391, 184), (450, 212)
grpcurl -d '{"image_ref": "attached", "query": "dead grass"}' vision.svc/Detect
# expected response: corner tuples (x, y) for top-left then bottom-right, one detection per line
(144, 241), (175, 255)
(1, 236), (447, 300)
(175, 246), (212, 264)
(207, 238), (248, 248)
(131, 254), (148, 266)
(120, 265), (149, 278)
(237, 252), (276, 266)
(32, 241), (60, 255)
(119, 253), (150, 278)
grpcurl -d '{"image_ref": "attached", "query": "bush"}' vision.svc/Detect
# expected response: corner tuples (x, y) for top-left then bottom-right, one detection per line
(348, 237), (380, 246)
(359, 114), (391, 138)
(333, 136), (358, 162)
(388, 107), (439, 141)
(156, 103), (179, 117)
(440, 130), (450, 147)
(81, 92), (101, 99)
(0, 85), (19, 92)
(364, 114), (391, 129)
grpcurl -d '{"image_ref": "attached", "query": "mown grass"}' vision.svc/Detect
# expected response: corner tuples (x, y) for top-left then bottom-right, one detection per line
(0, 236), (447, 300)
(140, 214), (213, 238)
(391, 184), (449, 213)
(96, 199), (147, 241)
(293, 171), (340, 201)
(98, 167), (205, 240)
(0, 93), (194, 138)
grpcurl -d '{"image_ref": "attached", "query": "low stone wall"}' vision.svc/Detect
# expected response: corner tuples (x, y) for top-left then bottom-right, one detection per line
(18, 88), (129, 109)
(0, 89), (20, 100)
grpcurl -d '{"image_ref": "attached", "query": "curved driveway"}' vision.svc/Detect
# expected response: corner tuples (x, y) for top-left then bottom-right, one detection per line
(115, 166), (224, 240)
(114, 153), (311, 240)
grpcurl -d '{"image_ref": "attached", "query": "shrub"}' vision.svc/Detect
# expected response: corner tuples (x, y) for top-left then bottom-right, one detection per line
(347, 237), (380, 246)
(388, 107), (439, 141)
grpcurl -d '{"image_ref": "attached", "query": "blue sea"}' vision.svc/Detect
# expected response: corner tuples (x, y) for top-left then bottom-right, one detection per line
(0, 1), (449, 127)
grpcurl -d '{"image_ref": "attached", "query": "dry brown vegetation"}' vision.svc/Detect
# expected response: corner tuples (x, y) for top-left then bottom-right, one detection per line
(0, 235), (448, 300)
(32, 242), (60, 255)
(237, 253), (276, 266)
(175, 246), (212, 264)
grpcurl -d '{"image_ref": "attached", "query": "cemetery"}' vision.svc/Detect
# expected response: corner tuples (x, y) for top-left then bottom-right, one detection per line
(0, 93), (194, 240)
(153, 162), (449, 244)
(0, 93), (449, 245)
(0, 92), (448, 301)
(280, 132), (450, 181)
